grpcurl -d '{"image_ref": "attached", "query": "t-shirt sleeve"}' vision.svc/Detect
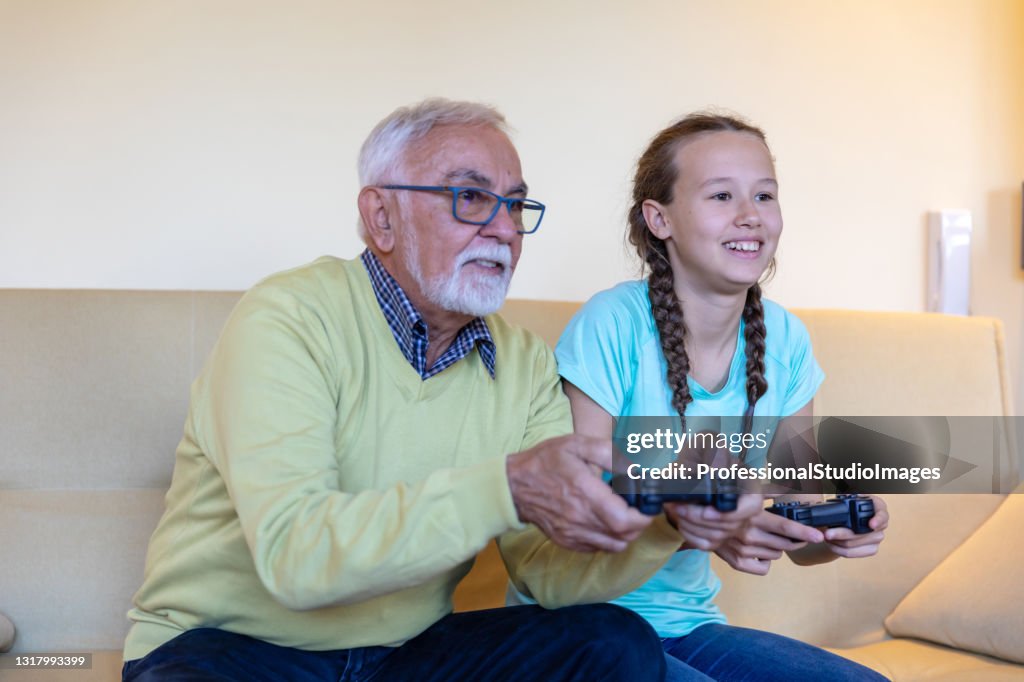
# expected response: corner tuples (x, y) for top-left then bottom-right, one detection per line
(779, 310), (825, 416)
(554, 286), (639, 416)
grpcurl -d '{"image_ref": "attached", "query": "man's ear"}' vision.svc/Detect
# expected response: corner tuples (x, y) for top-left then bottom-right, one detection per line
(358, 186), (396, 253)
(641, 199), (672, 241)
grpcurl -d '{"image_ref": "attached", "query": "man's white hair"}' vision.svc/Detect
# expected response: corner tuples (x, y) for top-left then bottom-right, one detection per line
(358, 98), (510, 187)
(356, 98), (510, 242)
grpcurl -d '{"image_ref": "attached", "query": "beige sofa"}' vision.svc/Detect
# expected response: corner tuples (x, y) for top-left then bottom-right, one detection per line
(1, 291), (1022, 681)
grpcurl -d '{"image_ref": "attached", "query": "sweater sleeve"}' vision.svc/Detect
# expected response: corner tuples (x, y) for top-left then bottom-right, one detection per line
(194, 282), (522, 611)
(498, 324), (683, 607)
(498, 517), (682, 608)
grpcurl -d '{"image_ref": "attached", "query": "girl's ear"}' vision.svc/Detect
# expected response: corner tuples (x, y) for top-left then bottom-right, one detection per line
(641, 199), (672, 241)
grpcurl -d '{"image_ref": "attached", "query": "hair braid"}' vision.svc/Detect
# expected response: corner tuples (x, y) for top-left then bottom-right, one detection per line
(643, 236), (693, 425)
(741, 283), (768, 432)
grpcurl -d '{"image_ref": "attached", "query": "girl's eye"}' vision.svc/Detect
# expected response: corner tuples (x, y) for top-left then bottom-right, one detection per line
(711, 192), (731, 201)
(756, 192), (775, 201)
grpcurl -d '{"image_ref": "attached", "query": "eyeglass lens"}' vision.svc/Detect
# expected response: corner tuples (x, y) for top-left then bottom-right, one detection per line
(453, 189), (542, 232)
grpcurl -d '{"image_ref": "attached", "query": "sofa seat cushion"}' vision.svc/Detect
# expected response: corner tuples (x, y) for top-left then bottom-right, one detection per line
(829, 639), (1024, 681)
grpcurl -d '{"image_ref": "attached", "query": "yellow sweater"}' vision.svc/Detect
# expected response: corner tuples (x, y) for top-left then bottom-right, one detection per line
(122, 256), (573, 659)
(125, 256), (681, 661)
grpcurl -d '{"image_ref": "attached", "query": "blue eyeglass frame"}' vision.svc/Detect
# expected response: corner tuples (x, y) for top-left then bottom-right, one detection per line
(380, 185), (545, 235)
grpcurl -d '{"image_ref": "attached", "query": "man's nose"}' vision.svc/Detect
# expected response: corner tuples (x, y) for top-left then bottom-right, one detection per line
(479, 203), (520, 242)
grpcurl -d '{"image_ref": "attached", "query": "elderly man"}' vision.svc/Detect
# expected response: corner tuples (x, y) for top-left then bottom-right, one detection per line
(122, 99), (684, 681)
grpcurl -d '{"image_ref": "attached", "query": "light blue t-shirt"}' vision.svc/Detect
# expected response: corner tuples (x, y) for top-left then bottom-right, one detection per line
(553, 280), (825, 637)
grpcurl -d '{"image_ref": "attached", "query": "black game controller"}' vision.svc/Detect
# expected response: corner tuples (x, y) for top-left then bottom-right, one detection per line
(614, 478), (739, 515)
(766, 494), (875, 534)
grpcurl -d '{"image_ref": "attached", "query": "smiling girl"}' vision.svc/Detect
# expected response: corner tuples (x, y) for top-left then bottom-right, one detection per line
(553, 113), (889, 681)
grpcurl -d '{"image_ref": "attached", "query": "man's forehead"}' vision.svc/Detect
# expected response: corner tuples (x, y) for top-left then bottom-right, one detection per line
(408, 125), (524, 188)
(442, 167), (528, 195)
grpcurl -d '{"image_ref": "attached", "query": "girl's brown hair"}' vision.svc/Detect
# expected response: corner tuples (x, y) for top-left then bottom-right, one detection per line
(627, 113), (774, 432)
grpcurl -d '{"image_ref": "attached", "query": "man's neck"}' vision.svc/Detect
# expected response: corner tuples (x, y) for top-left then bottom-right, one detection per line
(375, 252), (476, 368)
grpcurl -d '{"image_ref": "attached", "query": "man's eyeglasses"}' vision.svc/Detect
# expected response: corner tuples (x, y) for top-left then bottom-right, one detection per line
(381, 185), (545, 235)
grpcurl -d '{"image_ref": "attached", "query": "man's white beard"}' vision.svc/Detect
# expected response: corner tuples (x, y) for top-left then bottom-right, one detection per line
(403, 230), (513, 317)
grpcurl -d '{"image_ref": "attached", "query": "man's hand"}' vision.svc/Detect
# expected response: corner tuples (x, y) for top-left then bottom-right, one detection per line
(506, 434), (653, 553)
(821, 495), (888, 558)
(714, 509), (825, 576)
(664, 493), (763, 552)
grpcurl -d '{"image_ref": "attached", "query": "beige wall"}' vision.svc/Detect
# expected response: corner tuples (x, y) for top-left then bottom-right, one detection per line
(2, 0), (1022, 404)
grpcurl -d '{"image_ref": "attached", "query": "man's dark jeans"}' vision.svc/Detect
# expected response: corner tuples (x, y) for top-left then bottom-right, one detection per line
(122, 603), (666, 681)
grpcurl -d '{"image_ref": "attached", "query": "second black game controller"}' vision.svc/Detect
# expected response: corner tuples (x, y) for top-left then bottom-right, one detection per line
(766, 494), (875, 534)
(614, 478), (740, 515)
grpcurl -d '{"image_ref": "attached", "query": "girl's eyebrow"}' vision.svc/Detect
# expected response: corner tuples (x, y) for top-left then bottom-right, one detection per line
(699, 176), (778, 187)
(699, 177), (733, 187)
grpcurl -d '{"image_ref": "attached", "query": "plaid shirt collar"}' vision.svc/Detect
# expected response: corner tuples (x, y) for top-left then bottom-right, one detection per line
(361, 250), (496, 380)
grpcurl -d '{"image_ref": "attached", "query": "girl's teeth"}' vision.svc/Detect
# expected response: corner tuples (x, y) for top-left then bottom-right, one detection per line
(725, 242), (759, 252)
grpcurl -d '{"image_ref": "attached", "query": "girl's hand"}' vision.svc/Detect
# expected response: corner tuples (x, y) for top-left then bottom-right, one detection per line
(821, 495), (888, 558)
(714, 508), (824, 575)
(664, 493), (763, 551)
